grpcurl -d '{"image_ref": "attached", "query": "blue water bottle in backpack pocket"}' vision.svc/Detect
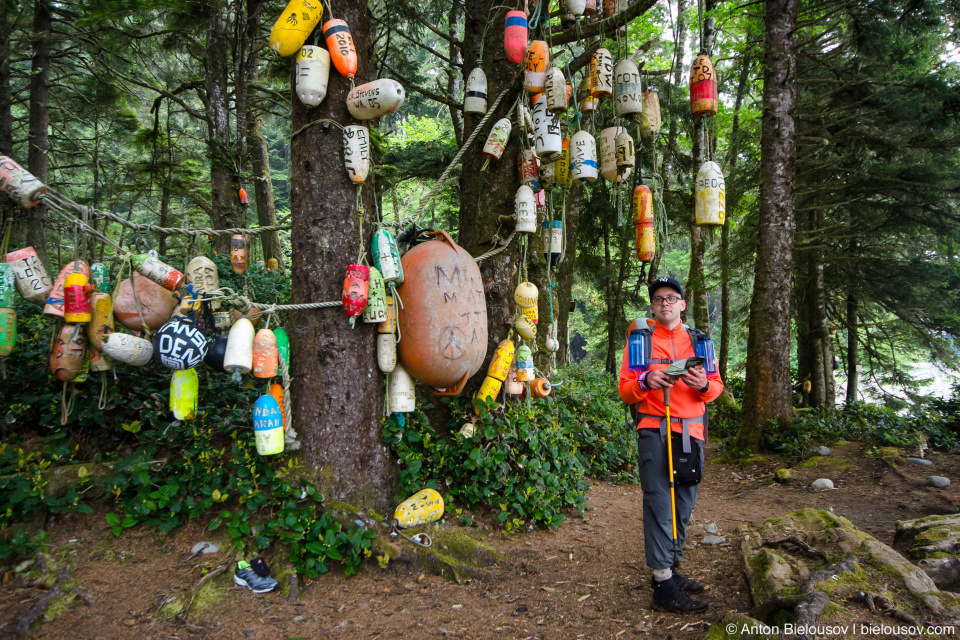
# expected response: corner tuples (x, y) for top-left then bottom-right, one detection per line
(628, 329), (649, 372)
(695, 337), (717, 375)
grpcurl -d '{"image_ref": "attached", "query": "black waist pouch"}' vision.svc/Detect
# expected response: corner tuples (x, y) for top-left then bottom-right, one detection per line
(672, 433), (702, 487)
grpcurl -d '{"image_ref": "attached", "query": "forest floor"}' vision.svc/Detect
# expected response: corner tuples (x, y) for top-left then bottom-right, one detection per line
(3, 440), (960, 640)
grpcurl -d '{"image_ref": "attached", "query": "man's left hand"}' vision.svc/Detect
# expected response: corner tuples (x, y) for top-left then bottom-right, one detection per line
(681, 365), (708, 391)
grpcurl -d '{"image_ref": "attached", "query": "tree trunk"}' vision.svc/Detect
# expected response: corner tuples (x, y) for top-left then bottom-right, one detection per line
(554, 181), (584, 366)
(289, 0), (394, 512)
(446, 0), (464, 146)
(0, 7), (11, 156)
(845, 279), (858, 406)
(26, 0), (51, 261)
(660, 0), (688, 185)
(739, 0), (798, 450)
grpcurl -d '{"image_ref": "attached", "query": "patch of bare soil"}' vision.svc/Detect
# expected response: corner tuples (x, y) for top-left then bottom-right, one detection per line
(3, 441), (960, 639)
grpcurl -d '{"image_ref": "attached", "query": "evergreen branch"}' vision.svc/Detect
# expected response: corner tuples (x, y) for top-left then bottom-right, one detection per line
(374, 55), (463, 111)
(551, 0), (659, 46)
(370, 13), (461, 68)
(396, 0), (463, 46)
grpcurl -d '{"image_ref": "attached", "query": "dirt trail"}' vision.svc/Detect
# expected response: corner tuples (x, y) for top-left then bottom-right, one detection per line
(3, 441), (960, 639)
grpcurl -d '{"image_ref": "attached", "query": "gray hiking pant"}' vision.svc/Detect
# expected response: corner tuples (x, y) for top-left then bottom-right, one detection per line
(637, 428), (704, 570)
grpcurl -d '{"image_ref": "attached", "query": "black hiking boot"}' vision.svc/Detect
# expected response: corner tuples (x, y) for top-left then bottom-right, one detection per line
(649, 571), (706, 594)
(651, 576), (708, 613)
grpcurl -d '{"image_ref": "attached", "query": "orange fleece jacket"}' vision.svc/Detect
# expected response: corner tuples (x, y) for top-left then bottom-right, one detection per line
(617, 320), (723, 440)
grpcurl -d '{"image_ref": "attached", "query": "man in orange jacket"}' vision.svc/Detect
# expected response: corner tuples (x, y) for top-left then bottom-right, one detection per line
(619, 277), (723, 613)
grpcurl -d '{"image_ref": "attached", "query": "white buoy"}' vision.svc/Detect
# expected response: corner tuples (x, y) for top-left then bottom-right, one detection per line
(532, 95), (562, 162)
(346, 79), (405, 120)
(4, 247), (52, 305)
(616, 130), (635, 171)
(102, 333), (153, 367)
(515, 186), (537, 233)
(464, 68), (488, 115)
(600, 126), (631, 183)
(544, 67), (568, 113)
(565, 0), (586, 16)
(483, 118), (512, 160)
(224, 317), (255, 375)
(343, 125), (370, 184)
(614, 58), (643, 119)
(295, 45), (331, 107)
(591, 48), (613, 98)
(570, 130), (598, 183)
(377, 333), (397, 374)
(640, 88), (662, 140)
(0, 156), (46, 208)
(389, 361), (416, 413)
(695, 161), (726, 226)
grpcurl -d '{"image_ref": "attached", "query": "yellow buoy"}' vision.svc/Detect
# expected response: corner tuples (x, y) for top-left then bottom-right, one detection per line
(269, 0), (323, 57)
(394, 489), (444, 528)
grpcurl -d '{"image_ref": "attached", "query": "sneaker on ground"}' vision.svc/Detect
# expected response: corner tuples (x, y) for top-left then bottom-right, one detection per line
(234, 560), (279, 593)
(651, 576), (708, 613)
(650, 571), (706, 594)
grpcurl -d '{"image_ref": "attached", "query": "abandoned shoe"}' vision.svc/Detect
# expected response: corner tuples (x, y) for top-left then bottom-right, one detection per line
(649, 571), (706, 594)
(651, 576), (708, 613)
(234, 560), (279, 593)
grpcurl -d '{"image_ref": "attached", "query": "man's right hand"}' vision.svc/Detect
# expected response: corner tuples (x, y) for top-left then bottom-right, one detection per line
(645, 370), (677, 390)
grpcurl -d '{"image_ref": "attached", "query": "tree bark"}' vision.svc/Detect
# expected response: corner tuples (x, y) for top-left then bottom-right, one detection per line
(845, 270), (859, 406)
(446, 0), (464, 146)
(290, 0), (394, 512)
(554, 178), (585, 366)
(739, 0), (798, 450)
(660, 0), (688, 185)
(26, 0), (51, 261)
(0, 6), (11, 156)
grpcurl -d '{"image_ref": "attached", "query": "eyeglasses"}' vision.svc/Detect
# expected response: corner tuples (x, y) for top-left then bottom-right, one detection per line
(651, 295), (682, 306)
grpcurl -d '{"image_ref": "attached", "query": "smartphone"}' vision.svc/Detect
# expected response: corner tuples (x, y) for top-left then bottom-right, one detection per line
(663, 357), (706, 376)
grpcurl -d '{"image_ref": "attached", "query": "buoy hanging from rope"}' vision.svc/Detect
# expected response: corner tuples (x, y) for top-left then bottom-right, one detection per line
(45, 260), (89, 318)
(230, 234), (249, 275)
(90, 262), (112, 294)
(377, 294), (397, 374)
(522, 302), (538, 325)
(515, 186), (537, 233)
(87, 292), (114, 349)
(515, 281), (538, 309)
(363, 266), (388, 324)
(153, 316), (209, 370)
(640, 87), (662, 140)
(591, 48), (613, 99)
(343, 125), (371, 184)
(89, 344), (113, 373)
(266, 258), (279, 272)
(584, 0), (597, 13)
(295, 45), (331, 107)
(342, 263), (369, 328)
(483, 118), (512, 161)
(633, 184), (655, 263)
(253, 394), (285, 456)
(614, 58), (643, 120)
(524, 41), (549, 94)
(517, 149), (541, 190)
(204, 333), (230, 372)
(531, 377), (552, 398)
(63, 272), (94, 323)
(505, 362), (524, 395)
(515, 315), (537, 339)
(238, 188), (248, 205)
(269, 383), (287, 430)
(5, 247), (52, 305)
(0, 264), (15, 356)
(274, 327), (289, 367)
(532, 95), (562, 162)
(545, 323), (560, 352)
(544, 67), (568, 113)
(182, 256), (219, 312)
(388, 361), (416, 413)
(372, 229), (404, 285)
(577, 75), (596, 114)
(132, 254), (185, 291)
(224, 317), (255, 377)
(170, 369), (199, 421)
(347, 79), (405, 120)
(690, 54), (718, 118)
(570, 130), (598, 183)
(542, 220), (562, 266)
(0, 156), (46, 208)
(556, 139), (571, 186)
(504, 10), (528, 64)
(695, 161), (725, 226)
(565, 0), (586, 16)
(616, 129), (635, 172)
(323, 19), (358, 78)
(600, 126), (631, 183)
(252, 328), (279, 378)
(464, 68), (488, 116)
(269, 0), (323, 57)
(102, 333), (153, 367)
(516, 344), (535, 382)
(477, 339), (514, 405)
(114, 275), (177, 331)
(50, 324), (87, 381)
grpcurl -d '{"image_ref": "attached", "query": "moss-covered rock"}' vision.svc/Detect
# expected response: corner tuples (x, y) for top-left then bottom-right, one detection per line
(799, 456), (852, 470)
(774, 468), (794, 485)
(386, 525), (506, 582)
(894, 513), (960, 588)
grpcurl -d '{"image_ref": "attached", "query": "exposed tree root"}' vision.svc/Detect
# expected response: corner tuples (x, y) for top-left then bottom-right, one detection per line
(762, 536), (828, 561)
(1, 566), (70, 639)
(179, 563), (228, 620)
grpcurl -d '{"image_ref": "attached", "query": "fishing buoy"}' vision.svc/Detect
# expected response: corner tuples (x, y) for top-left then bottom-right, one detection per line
(614, 58), (642, 119)
(393, 488), (444, 528)
(585, 0), (597, 13)
(347, 79), (405, 120)
(87, 292), (114, 349)
(63, 272), (94, 323)
(88, 345), (112, 373)
(269, 0), (323, 57)
(483, 118), (512, 161)
(266, 258), (280, 272)
(531, 377), (552, 398)
(343, 125), (371, 184)
(517, 149), (540, 190)
(504, 10), (528, 64)
(556, 139), (571, 186)
(0, 265), (14, 357)
(252, 328), (279, 378)
(524, 41), (548, 93)
(113, 275), (177, 331)
(230, 234), (248, 275)
(274, 327), (290, 367)
(45, 260), (89, 318)
(542, 220), (562, 265)
(377, 295), (397, 374)
(0, 156), (46, 208)
(532, 95), (561, 162)
(253, 394), (284, 456)
(565, 0), (586, 16)
(603, 0), (626, 17)
(690, 54), (718, 118)
(132, 254), (184, 291)
(181, 256), (219, 313)
(633, 184), (655, 263)
(516, 345), (535, 382)
(204, 333), (230, 372)
(323, 19), (357, 78)
(269, 383), (287, 430)
(488, 339), (515, 382)
(0, 264), (12, 308)
(102, 333), (153, 367)
(570, 130), (598, 183)
(600, 126), (631, 183)
(540, 161), (556, 189)
(591, 48), (613, 98)
(295, 45), (331, 107)
(545, 323), (560, 352)
(639, 87), (662, 140)
(522, 303), (538, 324)
(515, 186), (537, 233)
(388, 361), (415, 412)
(515, 315), (537, 340)
(578, 75), (596, 113)
(464, 68), (488, 115)
(514, 281), (538, 309)
(616, 130), (635, 171)
(5, 247), (52, 305)
(372, 229), (403, 285)
(695, 161), (725, 226)
(476, 375), (502, 405)
(170, 369), (199, 421)
(505, 362), (524, 395)
(517, 101), (534, 132)
(50, 324), (86, 381)
(363, 266), (388, 323)
(342, 263), (369, 327)
(545, 67), (568, 113)
(89, 262), (112, 294)
(224, 317), (255, 376)
(238, 188), (248, 205)
(153, 316), (208, 370)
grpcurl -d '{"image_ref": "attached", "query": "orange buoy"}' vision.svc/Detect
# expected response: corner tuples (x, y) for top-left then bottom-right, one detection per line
(231, 234), (248, 275)
(113, 275), (178, 331)
(524, 41), (549, 93)
(323, 19), (358, 79)
(690, 54), (718, 117)
(531, 377), (552, 398)
(342, 264), (369, 328)
(45, 260), (89, 318)
(504, 11), (528, 64)
(633, 184), (655, 263)
(269, 383), (287, 430)
(50, 324), (87, 381)
(252, 328), (279, 378)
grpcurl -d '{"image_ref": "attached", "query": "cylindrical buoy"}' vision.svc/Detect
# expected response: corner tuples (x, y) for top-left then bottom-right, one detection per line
(514, 281), (538, 309)
(577, 75), (597, 114)
(224, 317), (255, 375)
(269, 0), (323, 57)
(181, 256), (219, 313)
(531, 377), (552, 398)
(342, 264), (369, 324)
(565, 0), (586, 16)
(252, 328), (279, 378)
(269, 383), (287, 430)
(295, 45), (331, 107)
(253, 394), (285, 455)
(600, 126), (631, 183)
(102, 333), (153, 367)
(0, 156), (46, 208)
(113, 275), (177, 331)
(5, 247), (52, 305)
(464, 68), (488, 115)
(347, 79), (405, 120)
(690, 54), (718, 118)
(377, 332), (397, 374)
(343, 125), (371, 184)
(372, 229), (403, 285)
(640, 88), (662, 140)
(544, 67), (568, 113)
(388, 361), (415, 413)
(504, 11), (528, 64)
(633, 184), (655, 263)
(87, 292), (114, 349)
(556, 139), (571, 186)
(570, 130), (598, 183)
(488, 339), (515, 382)
(50, 324), (86, 381)
(695, 161), (725, 226)
(614, 58), (643, 119)
(238, 188), (248, 205)
(591, 48), (613, 98)
(524, 41), (549, 93)
(45, 261), (89, 318)
(517, 149), (540, 190)
(616, 130), (635, 171)
(274, 327), (290, 367)
(476, 375), (503, 405)
(170, 368), (199, 421)
(393, 489), (444, 528)
(585, 0), (597, 13)
(483, 118), (512, 160)
(542, 220), (562, 265)
(515, 186), (537, 233)
(518, 101), (534, 132)
(89, 262), (112, 294)
(0, 307), (15, 357)
(515, 315), (537, 340)
(363, 266), (388, 324)
(131, 254), (184, 291)
(230, 234), (248, 275)
(532, 95), (562, 162)
(522, 304), (538, 324)
(323, 19), (358, 78)
(266, 258), (280, 272)
(204, 333), (230, 372)
(153, 316), (209, 370)
(63, 272), (94, 323)
(505, 362), (524, 395)
(516, 345), (535, 382)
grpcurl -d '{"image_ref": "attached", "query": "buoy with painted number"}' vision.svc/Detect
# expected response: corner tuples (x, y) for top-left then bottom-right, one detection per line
(515, 186), (537, 233)
(690, 54), (718, 118)
(295, 45), (330, 107)
(614, 58), (643, 119)
(323, 19), (357, 78)
(181, 256), (219, 312)
(695, 161), (725, 226)
(342, 264), (369, 328)
(4, 247), (51, 305)
(347, 79), (405, 120)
